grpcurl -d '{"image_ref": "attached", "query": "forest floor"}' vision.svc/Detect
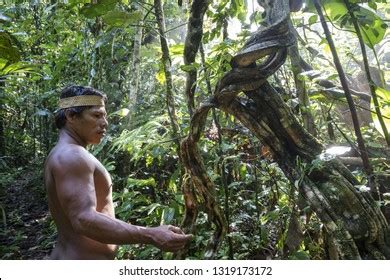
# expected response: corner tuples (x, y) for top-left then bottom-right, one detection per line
(0, 167), (56, 259)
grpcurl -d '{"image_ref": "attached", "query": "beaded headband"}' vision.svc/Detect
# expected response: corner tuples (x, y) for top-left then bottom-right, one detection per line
(59, 95), (105, 109)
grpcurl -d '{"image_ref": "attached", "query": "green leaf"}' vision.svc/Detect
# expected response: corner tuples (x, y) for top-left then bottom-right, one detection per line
(1, 62), (40, 76)
(80, 0), (118, 18)
(323, 1), (348, 21)
(0, 58), (7, 71)
(358, 8), (388, 49)
(308, 15), (318, 25)
(288, 250), (311, 260)
(102, 10), (142, 27)
(127, 177), (156, 188)
(0, 32), (21, 63)
(170, 44), (184, 56)
(111, 108), (130, 117)
(368, 1), (377, 10)
(371, 87), (390, 137)
(180, 62), (200, 72)
(234, 0), (247, 22)
(146, 203), (161, 215)
(156, 68), (166, 84)
(68, 0), (90, 3)
(160, 207), (175, 225)
(321, 0), (387, 48)
(319, 37), (328, 45)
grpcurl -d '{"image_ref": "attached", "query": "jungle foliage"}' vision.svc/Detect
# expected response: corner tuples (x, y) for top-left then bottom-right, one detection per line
(0, 0), (389, 259)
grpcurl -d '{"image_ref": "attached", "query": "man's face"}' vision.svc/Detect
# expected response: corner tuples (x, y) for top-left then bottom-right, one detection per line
(69, 106), (108, 145)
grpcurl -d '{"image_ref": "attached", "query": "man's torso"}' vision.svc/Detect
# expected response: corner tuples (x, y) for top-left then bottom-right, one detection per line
(44, 144), (117, 259)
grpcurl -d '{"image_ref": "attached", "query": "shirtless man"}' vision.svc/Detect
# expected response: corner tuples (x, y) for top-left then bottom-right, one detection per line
(44, 85), (192, 259)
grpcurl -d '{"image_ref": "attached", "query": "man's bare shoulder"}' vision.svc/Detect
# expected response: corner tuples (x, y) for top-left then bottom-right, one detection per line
(47, 144), (94, 173)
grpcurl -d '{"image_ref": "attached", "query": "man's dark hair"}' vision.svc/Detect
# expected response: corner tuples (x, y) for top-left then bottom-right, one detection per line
(55, 85), (107, 129)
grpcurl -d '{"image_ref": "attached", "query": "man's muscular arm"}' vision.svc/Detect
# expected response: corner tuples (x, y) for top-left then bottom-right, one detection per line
(53, 148), (191, 252)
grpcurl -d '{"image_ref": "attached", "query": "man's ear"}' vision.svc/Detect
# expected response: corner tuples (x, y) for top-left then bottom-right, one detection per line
(64, 109), (76, 124)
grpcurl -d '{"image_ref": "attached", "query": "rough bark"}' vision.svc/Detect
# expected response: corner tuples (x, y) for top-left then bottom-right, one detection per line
(288, 43), (317, 136)
(154, 1), (187, 237)
(128, 3), (144, 124)
(183, 0), (210, 117)
(180, 0), (390, 259)
(154, 0), (181, 149)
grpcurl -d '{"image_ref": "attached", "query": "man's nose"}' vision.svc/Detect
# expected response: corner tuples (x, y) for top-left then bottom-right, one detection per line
(103, 116), (108, 127)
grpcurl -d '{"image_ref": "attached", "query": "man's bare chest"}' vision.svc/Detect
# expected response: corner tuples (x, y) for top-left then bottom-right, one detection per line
(92, 159), (113, 213)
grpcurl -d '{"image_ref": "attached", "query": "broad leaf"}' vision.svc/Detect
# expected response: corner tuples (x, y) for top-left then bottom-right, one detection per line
(0, 32), (21, 63)
(308, 14), (318, 25)
(170, 44), (184, 56)
(111, 108), (130, 117)
(127, 177), (156, 188)
(156, 68), (166, 84)
(102, 10), (142, 27)
(323, 1), (348, 21)
(180, 62), (200, 72)
(357, 7), (387, 48)
(305, 0), (387, 48)
(1, 62), (39, 75)
(80, 0), (118, 18)
(160, 207), (175, 225)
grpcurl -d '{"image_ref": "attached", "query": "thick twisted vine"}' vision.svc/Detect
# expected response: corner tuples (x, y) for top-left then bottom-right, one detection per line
(180, 0), (390, 259)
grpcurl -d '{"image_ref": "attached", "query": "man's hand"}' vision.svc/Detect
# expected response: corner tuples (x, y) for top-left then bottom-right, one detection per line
(149, 225), (193, 252)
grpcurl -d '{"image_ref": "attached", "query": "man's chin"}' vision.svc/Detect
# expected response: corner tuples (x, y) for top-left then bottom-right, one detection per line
(88, 139), (101, 145)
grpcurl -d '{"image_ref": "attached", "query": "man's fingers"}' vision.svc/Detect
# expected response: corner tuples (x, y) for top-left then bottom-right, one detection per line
(174, 233), (193, 241)
(176, 234), (193, 249)
(168, 225), (184, 234)
(183, 234), (193, 240)
(157, 225), (193, 252)
(166, 225), (193, 240)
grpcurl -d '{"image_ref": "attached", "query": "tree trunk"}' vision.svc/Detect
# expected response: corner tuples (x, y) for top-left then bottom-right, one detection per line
(154, 0), (181, 150)
(154, 0), (186, 218)
(179, 0), (390, 259)
(88, 17), (102, 88)
(288, 43), (317, 136)
(128, 3), (144, 125)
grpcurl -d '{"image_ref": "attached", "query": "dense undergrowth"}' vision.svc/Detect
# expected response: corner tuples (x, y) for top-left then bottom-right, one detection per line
(0, 0), (389, 259)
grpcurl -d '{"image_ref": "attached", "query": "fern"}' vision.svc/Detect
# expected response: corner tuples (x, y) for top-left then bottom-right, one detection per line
(110, 115), (174, 165)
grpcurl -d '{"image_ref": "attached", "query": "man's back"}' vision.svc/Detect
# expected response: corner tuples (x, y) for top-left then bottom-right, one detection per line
(44, 143), (117, 259)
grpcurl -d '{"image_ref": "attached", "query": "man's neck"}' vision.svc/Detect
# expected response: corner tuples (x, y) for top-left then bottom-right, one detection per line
(59, 128), (87, 148)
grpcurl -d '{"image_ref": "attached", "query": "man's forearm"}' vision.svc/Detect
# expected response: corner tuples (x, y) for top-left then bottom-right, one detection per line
(73, 211), (156, 245)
